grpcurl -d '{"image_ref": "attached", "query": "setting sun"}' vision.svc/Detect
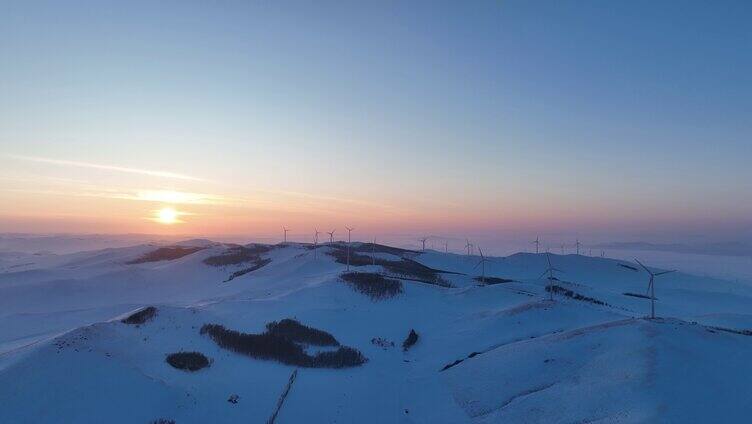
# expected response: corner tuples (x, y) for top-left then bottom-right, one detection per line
(156, 207), (179, 224)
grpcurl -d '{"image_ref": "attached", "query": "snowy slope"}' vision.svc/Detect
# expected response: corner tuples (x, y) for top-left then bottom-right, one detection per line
(1, 242), (752, 423)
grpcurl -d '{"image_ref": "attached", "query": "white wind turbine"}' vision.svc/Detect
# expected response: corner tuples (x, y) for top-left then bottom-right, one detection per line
(345, 226), (354, 271)
(533, 236), (540, 254)
(474, 246), (490, 284)
(419, 237), (428, 251)
(313, 229), (321, 259)
(540, 252), (563, 300)
(282, 226), (290, 244)
(575, 239), (582, 255)
(465, 239), (473, 256)
(635, 259), (676, 319)
(327, 229), (335, 243)
(444, 241), (448, 253)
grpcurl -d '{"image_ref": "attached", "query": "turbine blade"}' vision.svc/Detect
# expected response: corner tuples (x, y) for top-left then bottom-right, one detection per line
(634, 259), (652, 274)
(655, 270), (676, 276)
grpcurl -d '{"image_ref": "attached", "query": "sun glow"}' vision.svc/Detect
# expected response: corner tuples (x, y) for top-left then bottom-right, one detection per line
(156, 207), (180, 224)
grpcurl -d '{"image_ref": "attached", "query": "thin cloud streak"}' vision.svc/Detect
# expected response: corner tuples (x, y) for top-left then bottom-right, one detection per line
(1, 166), (409, 213)
(6, 155), (205, 182)
(123, 190), (229, 205)
(1, 187), (230, 206)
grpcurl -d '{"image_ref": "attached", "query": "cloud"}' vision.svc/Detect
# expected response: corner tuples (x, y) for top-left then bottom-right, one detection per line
(121, 190), (230, 205)
(0, 160), (415, 217)
(5, 154), (205, 181)
(0, 186), (230, 206)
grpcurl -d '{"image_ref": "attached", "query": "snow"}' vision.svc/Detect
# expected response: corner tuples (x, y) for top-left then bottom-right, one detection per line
(1, 240), (752, 423)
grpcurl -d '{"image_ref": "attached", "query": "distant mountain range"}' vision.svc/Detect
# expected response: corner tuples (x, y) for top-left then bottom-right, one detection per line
(594, 241), (752, 257)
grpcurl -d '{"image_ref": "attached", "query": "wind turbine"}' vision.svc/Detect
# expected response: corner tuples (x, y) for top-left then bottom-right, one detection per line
(313, 229), (321, 259)
(474, 246), (490, 284)
(444, 241), (448, 253)
(282, 226), (289, 244)
(327, 229), (335, 243)
(465, 239), (473, 256)
(345, 226), (354, 271)
(635, 259), (676, 319)
(419, 237), (428, 251)
(575, 239), (581, 255)
(540, 253), (563, 301)
(533, 236), (540, 254)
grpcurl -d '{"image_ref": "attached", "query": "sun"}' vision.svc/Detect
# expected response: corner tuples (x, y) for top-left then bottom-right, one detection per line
(156, 207), (179, 224)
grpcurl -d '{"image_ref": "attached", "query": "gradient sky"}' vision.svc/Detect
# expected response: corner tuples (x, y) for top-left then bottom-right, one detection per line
(1, 1), (751, 243)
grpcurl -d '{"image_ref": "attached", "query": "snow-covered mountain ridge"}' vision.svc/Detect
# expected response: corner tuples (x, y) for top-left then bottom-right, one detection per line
(1, 241), (751, 423)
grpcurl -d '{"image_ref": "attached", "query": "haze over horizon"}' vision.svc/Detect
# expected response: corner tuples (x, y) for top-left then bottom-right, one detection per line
(2, 1), (751, 243)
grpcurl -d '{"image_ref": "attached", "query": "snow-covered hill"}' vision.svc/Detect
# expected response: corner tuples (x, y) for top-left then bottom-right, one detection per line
(1, 241), (751, 423)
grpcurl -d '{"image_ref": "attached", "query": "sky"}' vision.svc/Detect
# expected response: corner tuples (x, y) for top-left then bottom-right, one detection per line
(1, 0), (751, 246)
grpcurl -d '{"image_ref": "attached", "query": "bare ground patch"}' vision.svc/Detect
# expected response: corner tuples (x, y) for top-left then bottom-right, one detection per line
(121, 306), (157, 325)
(127, 246), (204, 264)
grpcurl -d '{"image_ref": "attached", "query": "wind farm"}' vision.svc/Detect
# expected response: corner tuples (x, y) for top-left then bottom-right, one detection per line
(2, 233), (752, 423)
(2, 1), (751, 423)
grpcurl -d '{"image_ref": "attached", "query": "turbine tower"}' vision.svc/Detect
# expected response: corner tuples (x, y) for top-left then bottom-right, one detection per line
(540, 253), (563, 301)
(419, 237), (428, 251)
(327, 229), (335, 243)
(313, 229), (320, 259)
(282, 226), (289, 244)
(576, 239), (581, 255)
(635, 259), (676, 319)
(533, 236), (540, 254)
(474, 246), (490, 284)
(444, 241), (448, 253)
(345, 226), (354, 271)
(465, 239), (473, 256)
